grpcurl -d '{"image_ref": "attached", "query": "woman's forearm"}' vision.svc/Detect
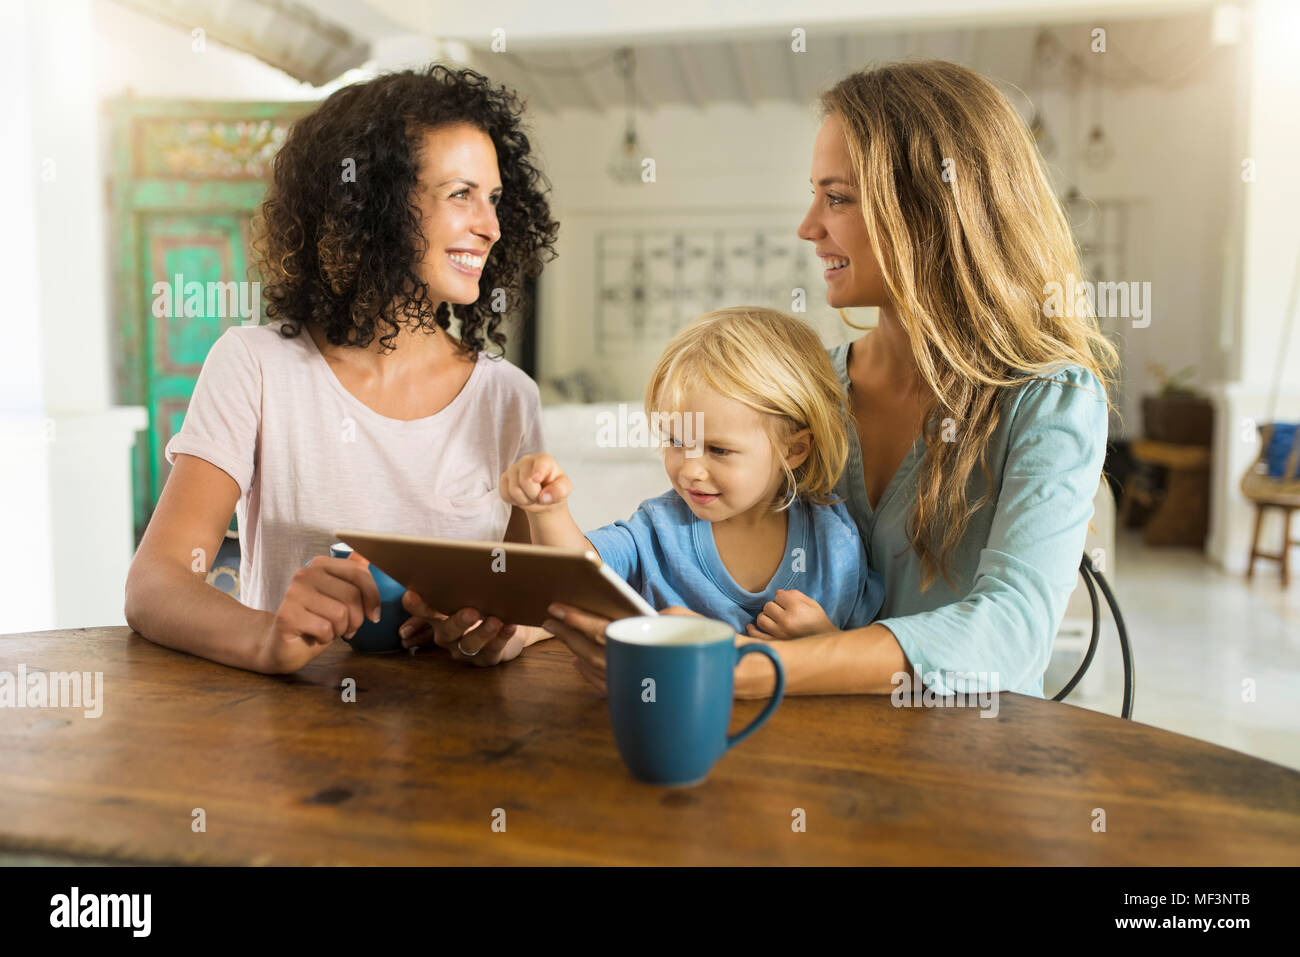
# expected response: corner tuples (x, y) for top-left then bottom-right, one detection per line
(125, 557), (274, 672)
(736, 622), (913, 697)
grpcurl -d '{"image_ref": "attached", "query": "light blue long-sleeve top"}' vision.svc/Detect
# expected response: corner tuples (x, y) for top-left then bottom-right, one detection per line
(827, 341), (1109, 698)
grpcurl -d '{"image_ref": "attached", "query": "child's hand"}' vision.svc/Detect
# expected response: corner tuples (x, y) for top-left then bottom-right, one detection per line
(499, 453), (573, 513)
(745, 589), (836, 640)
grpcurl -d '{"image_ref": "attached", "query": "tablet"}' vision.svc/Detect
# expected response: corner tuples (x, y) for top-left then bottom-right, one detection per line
(332, 528), (658, 627)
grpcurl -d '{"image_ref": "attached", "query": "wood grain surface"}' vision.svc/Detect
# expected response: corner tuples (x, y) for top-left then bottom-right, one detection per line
(1, 627), (1296, 865)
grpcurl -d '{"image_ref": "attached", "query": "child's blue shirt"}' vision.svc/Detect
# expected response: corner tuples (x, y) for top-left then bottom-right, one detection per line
(584, 490), (884, 635)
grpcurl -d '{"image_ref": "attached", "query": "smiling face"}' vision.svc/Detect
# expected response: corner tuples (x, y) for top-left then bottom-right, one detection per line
(796, 112), (888, 310)
(662, 387), (810, 525)
(412, 122), (502, 305)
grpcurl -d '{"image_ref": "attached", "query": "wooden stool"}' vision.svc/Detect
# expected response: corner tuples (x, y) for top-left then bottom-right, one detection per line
(1240, 423), (1300, 587)
(1128, 439), (1211, 547)
(1246, 504), (1299, 586)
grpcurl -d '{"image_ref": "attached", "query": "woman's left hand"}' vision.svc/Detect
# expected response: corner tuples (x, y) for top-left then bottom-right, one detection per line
(542, 603), (611, 693)
(399, 590), (527, 666)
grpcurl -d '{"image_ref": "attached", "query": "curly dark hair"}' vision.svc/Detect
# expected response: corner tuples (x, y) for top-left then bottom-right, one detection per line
(252, 64), (560, 354)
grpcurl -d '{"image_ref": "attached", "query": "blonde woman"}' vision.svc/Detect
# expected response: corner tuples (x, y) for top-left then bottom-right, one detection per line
(545, 60), (1115, 699)
(501, 308), (884, 637)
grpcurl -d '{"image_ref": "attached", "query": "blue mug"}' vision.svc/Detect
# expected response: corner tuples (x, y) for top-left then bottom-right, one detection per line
(604, 615), (785, 786)
(328, 542), (411, 653)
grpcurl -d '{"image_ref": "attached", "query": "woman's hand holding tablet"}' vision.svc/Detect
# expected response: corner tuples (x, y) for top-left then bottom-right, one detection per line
(259, 553), (383, 672)
(397, 592), (527, 665)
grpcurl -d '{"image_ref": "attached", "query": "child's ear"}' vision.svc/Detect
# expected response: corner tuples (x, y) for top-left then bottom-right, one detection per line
(785, 428), (813, 470)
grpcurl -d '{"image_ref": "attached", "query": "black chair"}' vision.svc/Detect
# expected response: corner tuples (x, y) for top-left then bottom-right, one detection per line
(1051, 553), (1135, 719)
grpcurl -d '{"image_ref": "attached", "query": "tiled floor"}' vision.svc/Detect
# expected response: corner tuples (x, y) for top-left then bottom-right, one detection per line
(1044, 531), (1300, 771)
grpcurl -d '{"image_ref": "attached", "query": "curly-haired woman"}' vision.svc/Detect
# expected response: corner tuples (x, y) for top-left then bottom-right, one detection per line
(545, 60), (1116, 701)
(125, 65), (559, 674)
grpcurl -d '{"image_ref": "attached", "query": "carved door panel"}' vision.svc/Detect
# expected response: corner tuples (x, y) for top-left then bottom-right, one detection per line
(109, 99), (309, 542)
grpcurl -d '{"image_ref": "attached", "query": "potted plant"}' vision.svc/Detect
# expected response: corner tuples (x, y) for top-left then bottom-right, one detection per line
(1142, 363), (1214, 446)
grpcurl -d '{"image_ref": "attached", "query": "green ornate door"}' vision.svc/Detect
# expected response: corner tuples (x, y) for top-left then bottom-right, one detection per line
(110, 98), (310, 542)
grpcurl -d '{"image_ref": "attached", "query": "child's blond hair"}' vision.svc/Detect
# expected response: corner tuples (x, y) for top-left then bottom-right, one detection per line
(643, 307), (850, 510)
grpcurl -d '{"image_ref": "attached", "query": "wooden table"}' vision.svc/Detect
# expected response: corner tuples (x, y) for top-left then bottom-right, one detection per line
(2, 627), (1297, 865)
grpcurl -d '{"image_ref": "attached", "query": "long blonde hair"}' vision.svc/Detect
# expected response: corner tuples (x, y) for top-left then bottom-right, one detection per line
(644, 307), (849, 509)
(819, 60), (1118, 589)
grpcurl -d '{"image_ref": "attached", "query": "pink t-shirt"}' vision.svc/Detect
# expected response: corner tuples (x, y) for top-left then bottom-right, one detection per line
(164, 320), (544, 612)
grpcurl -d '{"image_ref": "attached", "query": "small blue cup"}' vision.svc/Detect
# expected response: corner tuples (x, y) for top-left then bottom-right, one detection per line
(605, 615), (785, 786)
(329, 542), (411, 653)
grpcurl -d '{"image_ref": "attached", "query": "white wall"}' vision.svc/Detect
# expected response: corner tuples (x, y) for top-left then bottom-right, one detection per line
(0, 0), (56, 632)
(1032, 59), (1236, 436)
(0, 0), (147, 634)
(1207, 0), (1300, 573)
(1234, 1), (1300, 393)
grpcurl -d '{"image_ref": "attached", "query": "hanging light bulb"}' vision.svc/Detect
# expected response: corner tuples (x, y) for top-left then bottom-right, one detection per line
(1062, 185), (1092, 226)
(1030, 109), (1056, 158)
(1027, 30), (1058, 158)
(608, 120), (643, 184)
(607, 48), (648, 185)
(1083, 66), (1113, 170)
(1083, 124), (1114, 168)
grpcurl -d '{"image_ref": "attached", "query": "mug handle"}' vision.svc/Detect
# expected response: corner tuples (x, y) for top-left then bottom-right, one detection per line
(725, 643), (786, 750)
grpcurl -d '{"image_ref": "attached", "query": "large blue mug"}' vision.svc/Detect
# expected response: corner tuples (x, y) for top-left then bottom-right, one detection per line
(328, 542), (411, 653)
(604, 615), (785, 786)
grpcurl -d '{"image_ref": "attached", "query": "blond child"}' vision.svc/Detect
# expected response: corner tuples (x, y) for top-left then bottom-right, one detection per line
(499, 307), (882, 638)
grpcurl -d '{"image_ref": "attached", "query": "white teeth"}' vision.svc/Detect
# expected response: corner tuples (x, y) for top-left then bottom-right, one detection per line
(821, 256), (850, 270)
(447, 252), (483, 269)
